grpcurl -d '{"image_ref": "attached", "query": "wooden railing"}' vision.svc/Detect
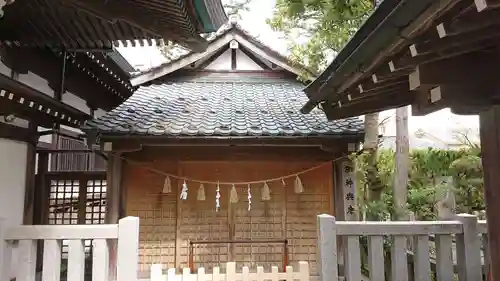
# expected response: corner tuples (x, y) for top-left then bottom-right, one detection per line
(317, 213), (488, 281)
(147, 261), (309, 281)
(0, 217), (140, 281)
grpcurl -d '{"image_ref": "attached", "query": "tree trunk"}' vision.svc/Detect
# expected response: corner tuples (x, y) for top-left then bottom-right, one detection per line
(364, 112), (383, 202)
(393, 106), (409, 220)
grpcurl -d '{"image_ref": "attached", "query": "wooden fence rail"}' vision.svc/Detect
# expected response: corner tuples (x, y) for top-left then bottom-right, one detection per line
(317, 213), (488, 281)
(0, 216), (140, 281)
(148, 261), (310, 281)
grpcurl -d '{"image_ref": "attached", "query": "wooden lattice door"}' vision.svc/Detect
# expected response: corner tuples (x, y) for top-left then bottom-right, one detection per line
(42, 172), (107, 280)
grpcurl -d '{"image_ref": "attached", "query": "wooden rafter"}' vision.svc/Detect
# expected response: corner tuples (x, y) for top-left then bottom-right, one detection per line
(0, 0), (225, 50)
(60, 0), (207, 51)
(322, 90), (415, 120)
(0, 73), (90, 127)
(1, 46), (133, 110)
(317, 0), (500, 119)
(196, 45), (230, 69)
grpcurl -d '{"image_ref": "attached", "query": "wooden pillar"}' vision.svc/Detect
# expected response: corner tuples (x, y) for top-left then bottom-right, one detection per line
(332, 155), (357, 274)
(105, 152), (123, 281)
(106, 152), (123, 224)
(22, 123), (37, 225)
(33, 151), (49, 225)
(334, 158), (358, 221)
(333, 160), (345, 221)
(34, 151), (49, 272)
(393, 106), (409, 220)
(479, 105), (500, 281)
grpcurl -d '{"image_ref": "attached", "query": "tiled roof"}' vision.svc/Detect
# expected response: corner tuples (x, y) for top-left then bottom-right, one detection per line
(83, 74), (363, 137)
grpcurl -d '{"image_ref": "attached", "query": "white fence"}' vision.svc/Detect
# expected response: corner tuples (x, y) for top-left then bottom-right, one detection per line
(147, 261), (310, 281)
(317, 213), (488, 281)
(0, 216), (140, 281)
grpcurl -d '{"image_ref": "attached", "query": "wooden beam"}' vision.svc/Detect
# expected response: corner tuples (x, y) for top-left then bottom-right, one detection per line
(334, 79), (409, 107)
(408, 50), (500, 115)
(123, 146), (342, 162)
(0, 101), (54, 129)
(442, 7), (500, 37)
(130, 33), (234, 86)
(0, 73), (89, 127)
(322, 90), (415, 120)
(479, 104), (500, 281)
(0, 122), (38, 144)
(100, 140), (142, 153)
(370, 63), (412, 85)
(411, 24), (500, 57)
(408, 51), (500, 91)
(99, 136), (362, 150)
(239, 45), (271, 70)
(231, 48), (237, 70)
(411, 98), (447, 116)
(355, 76), (408, 96)
(393, 35), (500, 72)
(234, 34), (313, 79)
(196, 45), (229, 69)
(2, 47), (126, 110)
(433, 0), (477, 38)
(413, 82), (495, 116)
(321, 0), (458, 97)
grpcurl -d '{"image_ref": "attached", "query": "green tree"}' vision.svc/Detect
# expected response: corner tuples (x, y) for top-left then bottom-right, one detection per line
(224, 0), (252, 17)
(267, 0), (376, 73)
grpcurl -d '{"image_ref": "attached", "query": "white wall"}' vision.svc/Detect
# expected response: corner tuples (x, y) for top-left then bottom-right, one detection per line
(0, 138), (28, 226)
(205, 48), (265, 70)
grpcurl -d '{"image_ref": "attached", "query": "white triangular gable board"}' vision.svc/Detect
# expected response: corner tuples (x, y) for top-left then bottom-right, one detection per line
(204, 48), (266, 70)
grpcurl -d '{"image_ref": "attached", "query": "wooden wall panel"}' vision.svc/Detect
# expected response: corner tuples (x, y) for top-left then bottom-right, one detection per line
(285, 164), (332, 274)
(177, 162), (230, 271)
(124, 161), (178, 274)
(233, 180), (285, 270)
(124, 155), (334, 276)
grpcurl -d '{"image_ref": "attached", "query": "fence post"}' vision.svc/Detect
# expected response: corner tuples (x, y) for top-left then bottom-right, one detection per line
(0, 219), (13, 281)
(150, 264), (163, 281)
(456, 213), (482, 281)
(117, 216), (140, 281)
(316, 214), (338, 281)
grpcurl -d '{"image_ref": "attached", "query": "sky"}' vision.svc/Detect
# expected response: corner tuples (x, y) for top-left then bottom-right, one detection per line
(117, 0), (480, 147)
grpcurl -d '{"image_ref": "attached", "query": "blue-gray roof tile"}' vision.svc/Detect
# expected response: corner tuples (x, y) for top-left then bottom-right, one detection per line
(84, 74), (364, 137)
